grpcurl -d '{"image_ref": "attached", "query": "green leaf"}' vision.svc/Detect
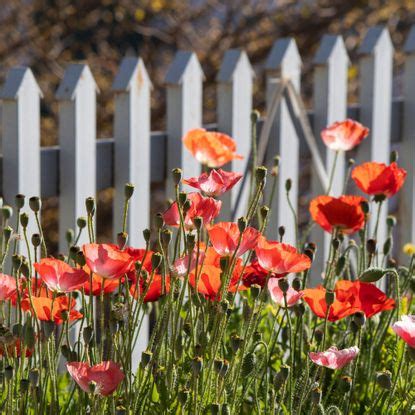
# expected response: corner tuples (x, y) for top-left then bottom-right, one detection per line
(359, 267), (388, 283)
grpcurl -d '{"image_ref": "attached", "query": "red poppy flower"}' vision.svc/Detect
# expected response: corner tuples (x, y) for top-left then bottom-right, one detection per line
(20, 294), (83, 324)
(321, 119), (369, 151)
(303, 280), (395, 322)
(351, 162), (407, 198)
(208, 222), (260, 257)
(0, 274), (18, 300)
(66, 361), (124, 396)
(183, 128), (243, 168)
(130, 273), (170, 303)
(34, 258), (89, 293)
(255, 237), (311, 277)
(268, 279), (303, 307)
(309, 195), (366, 234)
(83, 244), (134, 280)
(242, 260), (272, 287)
(163, 192), (221, 229)
(183, 169), (242, 197)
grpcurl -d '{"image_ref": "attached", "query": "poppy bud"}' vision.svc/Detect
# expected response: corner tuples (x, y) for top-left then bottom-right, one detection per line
(278, 278), (289, 294)
(85, 197), (95, 215)
(178, 389), (190, 405)
(383, 238), (392, 256)
(143, 228), (151, 243)
(237, 217), (247, 233)
(230, 334), (243, 353)
(29, 196), (41, 213)
(272, 155), (280, 176)
(178, 192), (187, 206)
(171, 168), (182, 186)
(214, 359), (223, 374)
(360, 200), (369, 215)
(193, 216), (203, 230)
(315, 329), (323, 344)
(124, 183), (135, 200)
(366, 239), (377, 255)
(4, 366), (13, 381)
(65, 229), (74, 246)
(332, 238), (340, 251)
(20, 212), (29, 228)
(221, 403), (231, 415)
(260, 205), (270, 220)
(306, 242), (317, 252)
(278, 226), (285, 240)
(2, 205), (13, 220)
(285, 178), (292, 192)
(311, 387), (322, 405)
(141, 350), (153, 368)
(20, 379), (29, 393)
(182, 200), (191, 214)
(29, 369), (39, 387)
(117, 232), (128, 249)
(274, 365), (290, 390)
(151, 252), (163, 270)
(325, 290), (335, 306)
(42, 321), (56, 340)
(76, 251), (86, 267)
(83, 326), (94, 345)
(390, 150), (398, 163)
(304, 248), (314, 262)
(192, 357), (203, 376)
(255, 166), (267, 184)
(154, 213), (164, 230)
(340, 376), (352, 393)
(12, 254), (22, 270)
(3, 226), (12, 244)
(77, 217), (87, 229)
(20, 260), (30, 278)
(241, 352), (256, 377)
(353, 311), (366, 328)
(386, 215), (397, 228)
(15, 194), (25, 209)
(250, 284), (262, 299)
(161, 229), (172, 247)
(220, 360), (229, 378)
(376, 371), (392, 390)
(68, 245), (79, 261)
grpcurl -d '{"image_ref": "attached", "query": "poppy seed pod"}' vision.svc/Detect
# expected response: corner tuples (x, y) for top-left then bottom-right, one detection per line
(219, 360), (229, 378)
(278, 278), (289, 294)
(161, 229), (172, 247)
(151, 252), (163, 270)
(314, 329), (324, 344)
(171, 168), (182, 186)
(383, 237), (392, 256)
(143, 228), (151, 243)
(285, 178), (292, 192)
(386, 215), (397, 228)
(20, 212), (29, 228)
(76, 251), (86, 267)
(260, 205), (270, 221)
(278, 226), (285, 239)
(69, 245), (80, 260)
(15, 194), (25, 209)
(85, 197), (95, 215)
(42, 321), (56, 340)
(237, 217), (247, 233)
(353, 312), (366, 328)
(250, 284), (262, 300)
(4, 366), (13, 381)
(230, 334), (243, 353)
(348, 158), (355, 167)
(304, 248), (314, 262)
(3, 226), (12, 244)
(77, 217), (87, 229)
(193, 216), (203, 230)
(191, 357), (203, 376)
(141, 350), (153, 368)
(178, 192), (187, 206)
(366, 239), (377, 255)
(272, 155), (280, 176)
(186, 233), (196, 251)
(376, 371), (392, 390)
(124, 183), (135, 200)
(360, 200), (369, 215)
(255, 166), (267, 184)
(12, 254), (22, 270)
(20, 260), (31, 278)
(213, 359), (224, 374)
(29, 196), (41, 212)
(2, 205), (13, 220)
(182, 200), (192, 215)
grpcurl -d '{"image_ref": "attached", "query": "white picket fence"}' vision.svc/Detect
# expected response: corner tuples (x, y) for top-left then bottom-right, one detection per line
(1, 25), (415, 351)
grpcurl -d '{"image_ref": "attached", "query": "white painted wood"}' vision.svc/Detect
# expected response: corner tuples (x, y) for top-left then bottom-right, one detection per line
(112, 56), (151, 367)
(217, 49), (254, 220)
(165, 51), (204, 198)
(56, 64), (98, 251)
(399, 25), (415, 253)
(0, 67), (42, 251)
(310, 35), (349, 283)
(265, 38), (302, 244)
(357, 26), (393, 246)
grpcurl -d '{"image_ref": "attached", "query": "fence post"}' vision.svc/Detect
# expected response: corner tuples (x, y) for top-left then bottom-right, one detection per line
(56, 64), (98, 252)
(265, 38), (301, 244)
(0, 67), (42, 252)
(310, 35), (349, 283)
(357, 26), (393, 248)
(165, 51), (204, 199)
(217, 49), (254, 220)
(400, 25), (415, 253)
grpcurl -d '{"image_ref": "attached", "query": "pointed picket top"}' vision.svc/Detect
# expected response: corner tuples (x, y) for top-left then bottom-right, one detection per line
(313, 35), (349, 66)
(265, 38), (302, 74)
(112, 56), (152, 92)
(165, 51), (204, 85)
(358, 26), (393, 56)
(216, 49), (255, 83)
(0, 67), (43, 100)
(56, 63), (99, 100)
(404, 25), (415, 54)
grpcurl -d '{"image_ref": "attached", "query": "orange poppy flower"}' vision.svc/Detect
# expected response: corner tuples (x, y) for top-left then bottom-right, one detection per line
(208, 222), (260, 257)
(255, 237), (311, 277)
(351, 162), (407, 198)
(303, 280), (395, 322)
(130, 273), (170, 303)
(183, 128), (243, 168)
(309, 195), (366, 234)
(83, 243), (134, 280)
(163, 192), (221, 229)
(34, 258), (89, 293)
(183, 169), (242, 197)
(321, 119), (369, 151)
(20, 294), (83, 324)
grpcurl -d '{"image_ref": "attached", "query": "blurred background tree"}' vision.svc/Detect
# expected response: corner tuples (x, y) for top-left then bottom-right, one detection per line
(0, 0), (414, 252)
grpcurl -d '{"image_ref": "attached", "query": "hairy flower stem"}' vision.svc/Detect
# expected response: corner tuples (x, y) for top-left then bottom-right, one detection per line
(326, 150), (339, 195)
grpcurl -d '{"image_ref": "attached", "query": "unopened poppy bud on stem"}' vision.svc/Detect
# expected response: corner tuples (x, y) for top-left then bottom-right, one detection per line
(237, 217), (247, 233)
(255, 166), (267, 185)
(315, 329), (323, 344)
(366, 239), (377, 255)
(260, 205), (269, 220)
(360, 200), (369, 215)
(151, 252), (163, 270)
(29, 196), (41, 213)
(230, 334), (243, 353)
(186, 233), (196, 251)
(161, 229), (172, 247)
(68, 245), (79, 260)
(124, 183), (134, 200)
(76, 251), (86, 267)
(143, 228), (151, 243)
(278, 278), (289, 294)
(171, 168), (182, 186)
(3, 226), (12, 244)
(250, 284), (261, 299)
(292, 277), (301, 291)
(77, 217), (87, 229)
(193, 216), (203, 230)
(376, 370), (392, 390)
(383, 238), (392, 256)
(353, 311), (366, 328)
(15, 194), (25, 209)
(285, 178), (292, 192)
(83, 326), (94, 345)
(178, 192), (187, 206)
(20, 213), (29, 228)
(2, 205), (13, 220)
(85, 197), (95, 216)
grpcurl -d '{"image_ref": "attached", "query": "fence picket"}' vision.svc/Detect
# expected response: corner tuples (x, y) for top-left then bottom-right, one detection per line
(56, 64), (98, 252)
(310, 35), (349, 283)
(357, 26), (394, 249)
(0, 67), (42, 254)
(165, 51), (204, 199)
(265, 38), (301, 244)
(217, 49), (254, 220)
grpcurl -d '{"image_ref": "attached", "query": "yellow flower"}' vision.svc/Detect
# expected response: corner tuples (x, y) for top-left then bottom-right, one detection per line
(403, 243), (415, 256)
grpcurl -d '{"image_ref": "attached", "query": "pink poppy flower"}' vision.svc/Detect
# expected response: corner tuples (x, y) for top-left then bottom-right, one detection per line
(0, 274), (18, 300)
(309, 346), (359, 370)
(208, 222), (260, 257)
(392, 315), (415, 348)
(34, 258), (89, 293)
(66, 361), (124, 396)
(183, 169), (242, 197)
(83, 244), (134, 280)
(173, 248), (206, 277)
(321, 119), (369, 151)
(268, 278), (303, 307)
